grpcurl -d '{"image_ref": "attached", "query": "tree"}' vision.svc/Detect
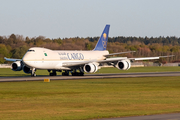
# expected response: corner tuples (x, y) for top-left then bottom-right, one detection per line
(11, 46), (29, 59)
(0, 44), (11, 63)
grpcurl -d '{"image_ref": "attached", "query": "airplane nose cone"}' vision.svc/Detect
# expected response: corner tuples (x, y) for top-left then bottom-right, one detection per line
(22, 54), (31, 67)
(22, 58), (27, 65)
(22, 55), (27, 63)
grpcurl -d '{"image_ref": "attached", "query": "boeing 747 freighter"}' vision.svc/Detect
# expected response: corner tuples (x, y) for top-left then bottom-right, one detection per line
(5, 25), (173, 76)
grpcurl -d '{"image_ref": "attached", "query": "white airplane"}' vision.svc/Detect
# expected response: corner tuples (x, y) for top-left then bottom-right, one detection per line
(4, 25), (173, 76)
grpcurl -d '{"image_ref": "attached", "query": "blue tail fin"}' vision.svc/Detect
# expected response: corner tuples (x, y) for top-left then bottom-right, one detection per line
(93, 25), (110, 51)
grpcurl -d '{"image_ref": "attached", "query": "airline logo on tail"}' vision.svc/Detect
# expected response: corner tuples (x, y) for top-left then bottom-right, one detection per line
(94, 25), (110, 51)
(103, 33), (107, 48)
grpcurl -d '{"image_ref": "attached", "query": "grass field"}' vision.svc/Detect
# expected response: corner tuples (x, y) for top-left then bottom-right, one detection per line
(0, 66), (180, 77)
(1, 77), (180, 120)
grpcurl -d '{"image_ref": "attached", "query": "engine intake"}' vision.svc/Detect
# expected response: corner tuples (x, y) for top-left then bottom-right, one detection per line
(116, 59), (131, 70)
(23, 66), (32, 74)
(83, 63), (98, 73)
(11, 61), (22, 71)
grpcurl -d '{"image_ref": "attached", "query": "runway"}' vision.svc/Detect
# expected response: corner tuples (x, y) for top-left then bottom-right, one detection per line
(99, 113), (180, 120)
(0, 71), (180, 82)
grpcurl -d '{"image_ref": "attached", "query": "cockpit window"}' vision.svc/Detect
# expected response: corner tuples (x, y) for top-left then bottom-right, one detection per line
(28, 50), (35, 52)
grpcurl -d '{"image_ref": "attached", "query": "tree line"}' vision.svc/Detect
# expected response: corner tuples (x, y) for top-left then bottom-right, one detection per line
(0, 34), (180, 63)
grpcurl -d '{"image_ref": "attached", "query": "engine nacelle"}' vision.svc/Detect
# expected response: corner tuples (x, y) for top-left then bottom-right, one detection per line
(116, 59), (131, 70)
(11, 61), (22, 71)
(23, 66), (32, 74)
(83, 63), (98, 73)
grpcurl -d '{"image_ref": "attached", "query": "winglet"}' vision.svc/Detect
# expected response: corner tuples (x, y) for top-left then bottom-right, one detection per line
(93, 25), (110, 51)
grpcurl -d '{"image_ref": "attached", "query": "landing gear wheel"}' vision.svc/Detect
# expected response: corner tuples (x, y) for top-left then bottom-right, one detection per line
(31, 68), (36, 77)
(62, 71), (69, 76)
(31, 73), (36, 77)
(80, 72), (84, 76)
(71, 72), (84, 76)
(50, 72), (57, 76)
(48, 70), (57, 76)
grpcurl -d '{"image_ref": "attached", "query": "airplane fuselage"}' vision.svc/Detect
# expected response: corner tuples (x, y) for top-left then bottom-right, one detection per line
(22, 47), (109, 70)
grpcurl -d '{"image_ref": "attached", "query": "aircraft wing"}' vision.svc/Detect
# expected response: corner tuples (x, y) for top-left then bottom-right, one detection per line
(128, 55), (174, 61)
(4, 57), (22, 62)
(62, 57), (130, 67)
(102, 55), (174, 63)
(62, 51), (135, 67)
(62, 55), (174, 68)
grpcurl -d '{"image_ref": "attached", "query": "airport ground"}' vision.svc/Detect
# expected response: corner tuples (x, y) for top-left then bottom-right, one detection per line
(1, 66), (180, 77)
(0, 67), (180, 120)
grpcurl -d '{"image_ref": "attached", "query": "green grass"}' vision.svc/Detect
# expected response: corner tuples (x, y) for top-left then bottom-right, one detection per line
(1, 66), (180, 77)
(1, 77), (180, 120)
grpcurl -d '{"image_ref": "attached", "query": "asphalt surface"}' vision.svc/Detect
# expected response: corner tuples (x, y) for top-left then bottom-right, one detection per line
(99, 113), (180, 120)
(0, 71), (180, 82)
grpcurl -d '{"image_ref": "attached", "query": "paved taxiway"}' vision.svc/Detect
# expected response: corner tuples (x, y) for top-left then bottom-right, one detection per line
(0, 72), (180, 82)
(99, 113), (180, 120)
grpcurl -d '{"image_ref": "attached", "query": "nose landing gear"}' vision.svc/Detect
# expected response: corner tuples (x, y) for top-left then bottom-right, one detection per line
(31, 68), (36, 77)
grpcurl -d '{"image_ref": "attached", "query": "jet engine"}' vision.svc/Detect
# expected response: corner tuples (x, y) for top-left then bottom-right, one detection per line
(116, 59), (131, 70)
(23, 65), (32, 74)
(83, 63), (98, 73)
(11, 61), (22, 71)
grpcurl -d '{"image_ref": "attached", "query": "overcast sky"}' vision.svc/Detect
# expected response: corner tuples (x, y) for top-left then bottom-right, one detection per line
(1, 0), (180, 38)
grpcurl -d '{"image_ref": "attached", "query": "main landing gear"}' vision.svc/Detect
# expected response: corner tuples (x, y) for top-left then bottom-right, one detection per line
(47, 70), (84, 76)
(62, 70), (69, 76)
(71, 72), (84, 76)
(71, 69), (84, 76)
(48, 70), (57, 76)
(61, 70), (84, 76)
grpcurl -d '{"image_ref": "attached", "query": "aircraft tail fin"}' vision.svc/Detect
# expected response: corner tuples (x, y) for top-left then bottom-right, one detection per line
(93, 25), (110, 51)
